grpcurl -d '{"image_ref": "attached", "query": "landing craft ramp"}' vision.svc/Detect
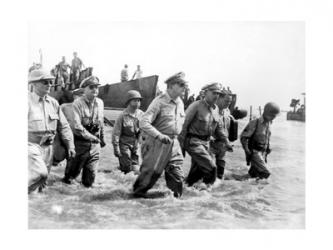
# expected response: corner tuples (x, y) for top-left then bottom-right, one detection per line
(98, 75), (159, 111)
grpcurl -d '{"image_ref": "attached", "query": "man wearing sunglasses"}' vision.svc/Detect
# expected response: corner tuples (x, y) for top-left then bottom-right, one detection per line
(133, 72), (187, 198)
(28, 69), (75, 194)
(62, 76), (106, 187)
(179, 83), (232, 191)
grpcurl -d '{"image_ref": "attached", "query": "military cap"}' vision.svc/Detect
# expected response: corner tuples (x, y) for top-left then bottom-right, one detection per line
(201, 82), (223, 93)
(79, 76), (100, 88)
(72, 88), (84, 96)
(28, 69), (55, 83)
(126, 90), (142, 104)
(165, 72), (187, 85)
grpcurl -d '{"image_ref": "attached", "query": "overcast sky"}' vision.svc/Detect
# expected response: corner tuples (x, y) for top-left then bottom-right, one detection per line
(28, 21), (304, 111)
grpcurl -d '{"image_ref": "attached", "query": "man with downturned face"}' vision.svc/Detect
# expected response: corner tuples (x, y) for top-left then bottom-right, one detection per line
(179, 83), (232, 190)
(28, 69), (75, 193)
(210, 90), (234, 180)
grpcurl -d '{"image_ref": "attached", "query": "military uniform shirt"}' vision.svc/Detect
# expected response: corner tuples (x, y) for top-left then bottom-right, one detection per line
(180, 99), (227, 141)
(112, 108), (144, 146)
(60, 103), (75, 131)
(28, 92), (74, 149)
(240, 116), (271, 150)
(121, 69), (128, 81)
(218, 108), (232, 138)
(139, 92), (185, 138)
(72, 96), (104, 141)
(71, 57), (83, 70)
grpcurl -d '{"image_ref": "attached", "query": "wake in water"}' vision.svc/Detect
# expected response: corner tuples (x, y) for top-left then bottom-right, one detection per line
(29, 117), (305, 229)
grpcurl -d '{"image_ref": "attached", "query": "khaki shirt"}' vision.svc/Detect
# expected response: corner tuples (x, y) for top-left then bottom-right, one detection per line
(28, 92), (74, 150)
(218, 108), (232, 138)
(179, 99), (228, 141)
(72, 96), (104, 141)
(71, 57), (83, 70)
(112, 108), (144, 147)
(60, 103), (75, 131)
(240, 116), (271, 150)
(121, 69), (128, 81)
(139, 92), (185, 138)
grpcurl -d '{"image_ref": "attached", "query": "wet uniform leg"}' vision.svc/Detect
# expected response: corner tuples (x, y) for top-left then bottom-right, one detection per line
(249, 150), (270, 179)
(133, 136), (173, 196)
(164, 139), (184, 197)
(81, 143), (100, 187)
(186, 138), (217, 186)
(118, 143), (133, 174)
(64, 141), (90, 182)
(28, 143), (52, 193)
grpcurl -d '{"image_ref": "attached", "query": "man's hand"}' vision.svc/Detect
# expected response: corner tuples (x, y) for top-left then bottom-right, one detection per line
(225, 143), (234, 152)
(157, 134), (172, 144)
(114, 147), (122, 158)
(92, 137), (101, 144)
(100, 140), (106, 148)
(67, 149), (76, 159)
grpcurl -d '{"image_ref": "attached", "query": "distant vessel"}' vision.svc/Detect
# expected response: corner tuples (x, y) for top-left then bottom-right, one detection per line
(287, 93), (305, 122)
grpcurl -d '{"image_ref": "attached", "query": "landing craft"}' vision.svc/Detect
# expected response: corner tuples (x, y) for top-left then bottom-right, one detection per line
(47, 67), (246, 123)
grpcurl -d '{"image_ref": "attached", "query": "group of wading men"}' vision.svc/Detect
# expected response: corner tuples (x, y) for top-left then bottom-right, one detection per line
(28, 69), (280, 198)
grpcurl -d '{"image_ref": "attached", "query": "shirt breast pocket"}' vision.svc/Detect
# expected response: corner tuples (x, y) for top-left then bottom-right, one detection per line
(29, 115), (44, 131)
(48, 113), (59, 131)
(123, 116), (134, 132)
(178, 111), (185, 125)
(196, 115), (210, 132)
(160, 105), (175, 117)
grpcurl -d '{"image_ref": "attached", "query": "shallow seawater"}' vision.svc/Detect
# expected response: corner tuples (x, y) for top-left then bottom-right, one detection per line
(28, 113), (305, 229)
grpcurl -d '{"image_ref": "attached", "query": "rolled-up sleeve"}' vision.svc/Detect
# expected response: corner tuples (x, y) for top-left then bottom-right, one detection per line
(214, 118), (229, 143)
(240, 119), (257, 148)
(112, 113), (123, 147)
(139, 98), (161, 138)
(179, 101), (198, 142)
(98, 100), (105, 140)
(57, 106), (75, 150)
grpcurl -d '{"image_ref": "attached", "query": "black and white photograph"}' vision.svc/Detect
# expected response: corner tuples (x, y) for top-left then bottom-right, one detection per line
(2, 0), (333, 249)
(27, 21), (305, 229)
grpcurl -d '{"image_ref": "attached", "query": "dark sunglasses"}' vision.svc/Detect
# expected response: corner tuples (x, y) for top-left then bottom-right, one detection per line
(89, 85), (99, 90)
(41, 80), (54, 86)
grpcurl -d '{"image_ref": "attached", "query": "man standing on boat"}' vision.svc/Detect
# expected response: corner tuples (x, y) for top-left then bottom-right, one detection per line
(28, 69), (75, 193)
(121, 64), (129, 82)
(62, 76), (106, 187)
(132, 65), (143, 80)
(56, 56), (71, 84)
(133, 72), (187, 198)
(71, 52), (84, 87)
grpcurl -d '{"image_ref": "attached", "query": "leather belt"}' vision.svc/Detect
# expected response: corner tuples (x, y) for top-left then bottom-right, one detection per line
(187, 133), (210, 141)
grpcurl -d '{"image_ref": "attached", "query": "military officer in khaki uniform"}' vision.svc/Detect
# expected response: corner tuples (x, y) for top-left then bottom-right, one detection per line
(62, 76), (106, 187)
(179, 83), (232, 190)
(28, 69), (75, 193)
(133, 72), (188, 198)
